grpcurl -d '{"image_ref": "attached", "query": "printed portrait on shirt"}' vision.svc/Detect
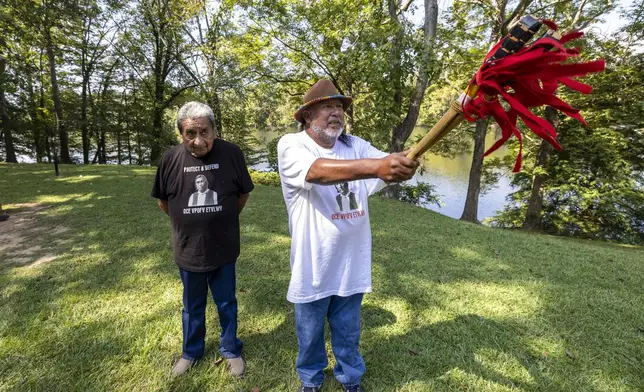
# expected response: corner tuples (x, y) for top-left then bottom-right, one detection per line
(334, 182), (358, 211)
(188, 174), (218, 207)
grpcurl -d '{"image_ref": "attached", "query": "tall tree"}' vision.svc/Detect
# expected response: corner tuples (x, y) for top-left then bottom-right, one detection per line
(180, 0), (248, 137)
(76, 0), (116, 164)
(41, 0), (80, 163)
(0, 56), (18, 163)
(457, 0), (537, 222)
(113, 0), (198, 164)
(389, 0), (439, 152)
(521, 0), (616, 229)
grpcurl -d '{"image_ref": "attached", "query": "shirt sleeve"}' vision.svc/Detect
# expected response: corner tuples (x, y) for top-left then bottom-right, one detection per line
(356, 137), (389, 196)
(235, 146), (255, 194)
(151, 153), (168, 200)
(277, 135), (318, 190)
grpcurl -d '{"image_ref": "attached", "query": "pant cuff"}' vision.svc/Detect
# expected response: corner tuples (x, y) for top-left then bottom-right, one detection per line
(300, 381), (323, 388)
(181, 354), (199, 361)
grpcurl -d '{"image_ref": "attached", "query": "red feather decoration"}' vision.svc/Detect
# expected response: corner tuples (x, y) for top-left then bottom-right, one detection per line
(461, 29), (605, 172)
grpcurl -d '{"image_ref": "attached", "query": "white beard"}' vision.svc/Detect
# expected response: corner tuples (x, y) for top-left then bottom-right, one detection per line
(311, 124), (344, 145)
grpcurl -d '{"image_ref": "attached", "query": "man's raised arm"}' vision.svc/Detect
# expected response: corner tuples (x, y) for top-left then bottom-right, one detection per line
(305, 153), (418, 185)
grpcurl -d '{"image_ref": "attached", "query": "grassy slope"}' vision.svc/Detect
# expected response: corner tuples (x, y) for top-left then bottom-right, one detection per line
(0, 163), (642, 392)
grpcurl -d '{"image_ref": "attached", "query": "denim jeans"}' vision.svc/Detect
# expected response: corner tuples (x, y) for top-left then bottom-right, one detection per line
(295, 293), (365, 388)
(179, 263), (243, 360)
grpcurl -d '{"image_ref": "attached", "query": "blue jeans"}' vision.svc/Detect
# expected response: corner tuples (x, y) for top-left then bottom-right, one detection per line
(179, 263), (243, 360)
(295, 293), (365, 388)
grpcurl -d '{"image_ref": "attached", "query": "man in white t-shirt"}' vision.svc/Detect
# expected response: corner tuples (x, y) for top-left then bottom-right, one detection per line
(277, 79), (419, 392)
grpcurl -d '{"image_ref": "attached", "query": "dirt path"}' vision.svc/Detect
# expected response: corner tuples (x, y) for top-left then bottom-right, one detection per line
(0, 203), (67, 268)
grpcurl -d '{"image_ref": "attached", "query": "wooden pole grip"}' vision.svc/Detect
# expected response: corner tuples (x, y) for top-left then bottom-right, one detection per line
(407, 100), (466, 160)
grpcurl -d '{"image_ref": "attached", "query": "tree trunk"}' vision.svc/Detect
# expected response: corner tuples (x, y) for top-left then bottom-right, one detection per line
(136, 125), (143, 165)
(460, 118), (489, 223)
(0, 57), (17, 163)
(150, 104), (164, 164)
(99, 130), (106, 164)
(149, 46), (166, 165)
(27, 75), (44, 162)
(45, 133), (52, 162)
(45, 27), (71, 163)
(389, 0), (438, 153)
(383, 0), (438, 199)
(124, 90), (133, 165)
(523, 106), (557, 230)
(81, 77), (90, 164)
(39, 51), (52, 163)
(207, 91), (223, 138)
(117, 128), (122, 165)
(127, 132), (133, 164)
(117, 104), (122, 165)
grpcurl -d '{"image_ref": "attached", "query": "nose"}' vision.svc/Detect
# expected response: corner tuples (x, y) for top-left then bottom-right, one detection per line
(193, 136), (203, 146)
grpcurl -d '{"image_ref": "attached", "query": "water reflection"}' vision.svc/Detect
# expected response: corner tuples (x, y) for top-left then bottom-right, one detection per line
(254, 128), (514, 221)
(408, 127), (514, 221)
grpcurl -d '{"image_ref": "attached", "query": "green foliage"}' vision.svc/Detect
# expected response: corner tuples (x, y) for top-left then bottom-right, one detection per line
(266, 137), (280, 172)
(491, 30), (644, 245)
(249, 168), (281, 187)
(392, 181), (443, 208)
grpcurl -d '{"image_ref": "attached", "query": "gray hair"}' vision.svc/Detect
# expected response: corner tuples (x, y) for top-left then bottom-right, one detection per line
(176, 101), (215, 134)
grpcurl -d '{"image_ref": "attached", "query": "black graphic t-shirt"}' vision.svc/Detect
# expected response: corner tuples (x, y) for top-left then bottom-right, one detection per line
(151, 140), (254, 272)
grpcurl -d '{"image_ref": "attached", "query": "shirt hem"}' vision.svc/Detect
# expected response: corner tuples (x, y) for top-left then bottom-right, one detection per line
(175, 259), (236, 273)
(287, 286), (372, 304)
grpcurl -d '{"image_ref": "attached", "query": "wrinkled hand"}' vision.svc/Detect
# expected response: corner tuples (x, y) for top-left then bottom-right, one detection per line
(377, 152), (419, 183)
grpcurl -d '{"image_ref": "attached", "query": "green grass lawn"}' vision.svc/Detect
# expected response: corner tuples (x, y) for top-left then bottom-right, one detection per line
(0, 163), (642, 392)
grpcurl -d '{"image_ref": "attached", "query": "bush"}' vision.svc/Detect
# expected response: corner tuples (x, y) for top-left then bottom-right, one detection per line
(396, 182), (443, 208)
(249, 169), (281, 187)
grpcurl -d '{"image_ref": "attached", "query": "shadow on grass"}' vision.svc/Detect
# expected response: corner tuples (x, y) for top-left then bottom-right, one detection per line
(368, 198), (643, 391)
(1, 164), (642, 391)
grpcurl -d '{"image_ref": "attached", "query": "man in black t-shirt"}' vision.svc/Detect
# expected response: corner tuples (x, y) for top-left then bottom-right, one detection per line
(151, 101), (254, 377)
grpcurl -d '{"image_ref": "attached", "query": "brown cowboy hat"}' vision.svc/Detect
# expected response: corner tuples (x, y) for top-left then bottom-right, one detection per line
(294, 79), (353, 124)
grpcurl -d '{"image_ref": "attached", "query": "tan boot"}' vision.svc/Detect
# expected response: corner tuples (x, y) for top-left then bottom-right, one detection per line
(171, 358), (195, 377)
(227, 357), (246, 377)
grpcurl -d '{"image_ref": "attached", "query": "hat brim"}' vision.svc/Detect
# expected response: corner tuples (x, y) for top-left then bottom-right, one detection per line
(294, 95), (353, 124)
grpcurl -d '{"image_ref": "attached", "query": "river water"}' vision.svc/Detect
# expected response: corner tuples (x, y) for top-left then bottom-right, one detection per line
(254, 128), (514, 221)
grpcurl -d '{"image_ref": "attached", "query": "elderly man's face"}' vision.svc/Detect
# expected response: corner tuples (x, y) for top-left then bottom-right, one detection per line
(181, 117), (215, 157)
(196, 177), (207, 192)
(305, 98), (345, 144)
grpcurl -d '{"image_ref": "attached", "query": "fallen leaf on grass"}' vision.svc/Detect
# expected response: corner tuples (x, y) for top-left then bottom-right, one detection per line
(565, 349), (576, 360)
(407, 349), (419, 356)
(251, 388), (261, 392)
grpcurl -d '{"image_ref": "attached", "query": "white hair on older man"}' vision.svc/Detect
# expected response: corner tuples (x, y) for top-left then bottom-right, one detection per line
(176, 101), (216, 133)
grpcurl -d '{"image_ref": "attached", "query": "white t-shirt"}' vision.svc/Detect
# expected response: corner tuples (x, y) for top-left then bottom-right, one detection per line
(277, 131), (388, 303)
